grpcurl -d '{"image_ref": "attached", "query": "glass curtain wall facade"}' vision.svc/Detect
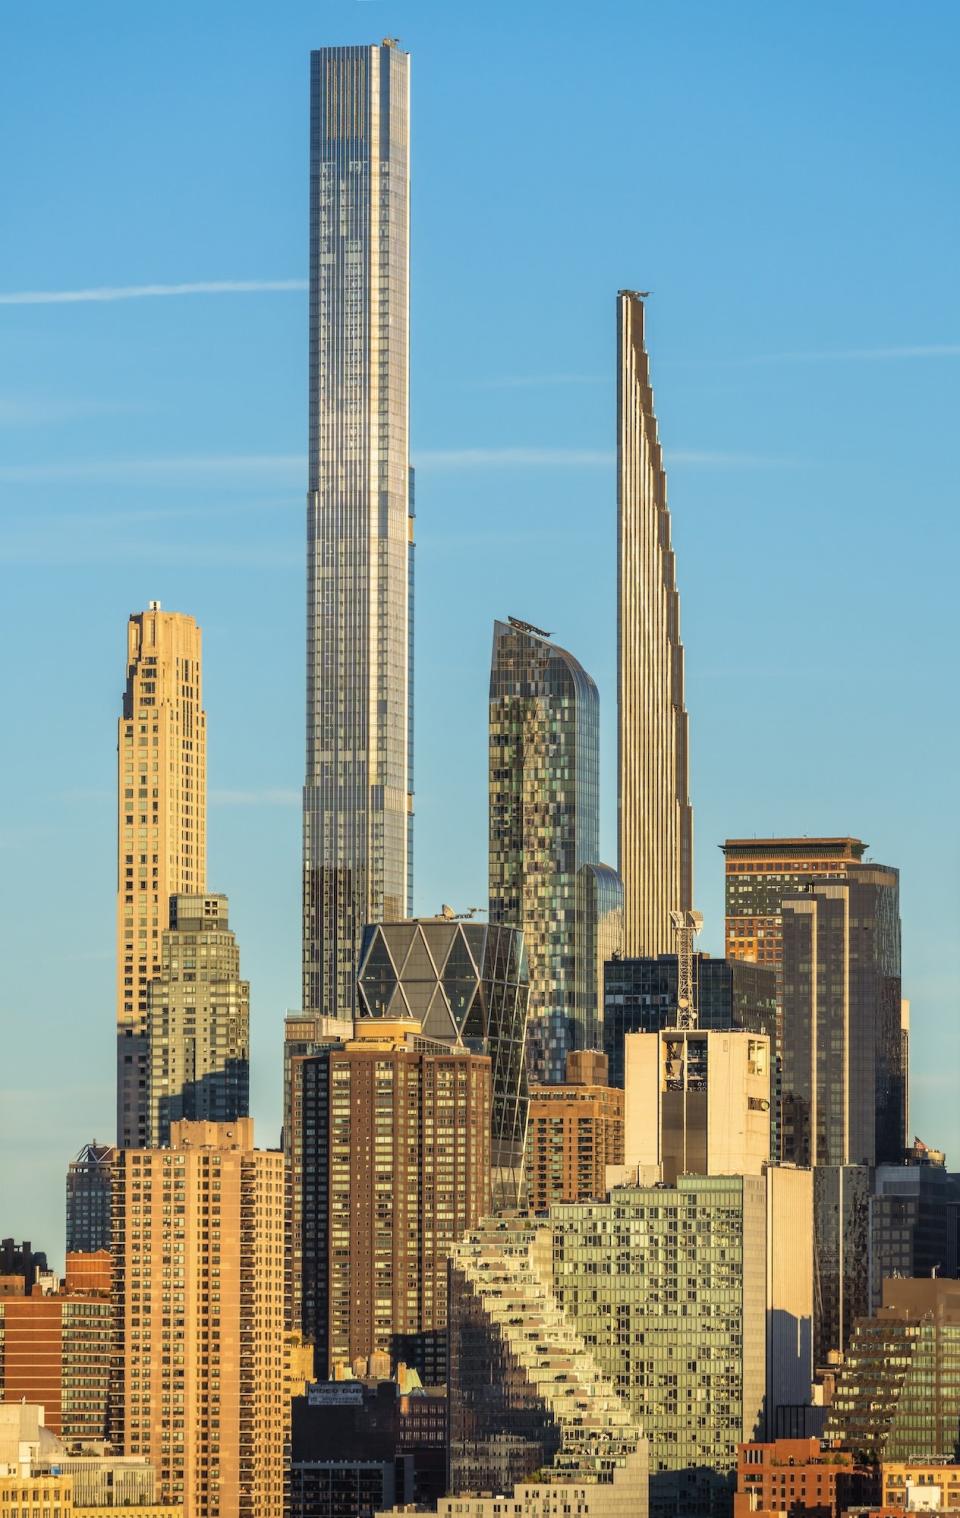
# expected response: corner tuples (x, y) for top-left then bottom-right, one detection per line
(780, 863), (903, 1169)
(357, 918), (530, 1207)
(489, 617), (620, 1083)
(552, 1177), (768, 1518)
(617, 292), (692, 958)
(303, 42), (413, 1021)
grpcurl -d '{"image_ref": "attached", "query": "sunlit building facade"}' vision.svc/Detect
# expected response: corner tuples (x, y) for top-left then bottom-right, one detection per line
(489, 617), (620, 1083)
(617, 292), (692, 958)
(357, 917), (529, 1206)
(303, 42), (414, 1021)
(117, 605), (206, 1149)
(297, 1021), (491, 1383)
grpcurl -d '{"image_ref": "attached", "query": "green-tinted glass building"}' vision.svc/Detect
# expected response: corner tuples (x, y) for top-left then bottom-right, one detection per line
(825, 1278), (960, 1463)
(551, 1176), (768, 1518)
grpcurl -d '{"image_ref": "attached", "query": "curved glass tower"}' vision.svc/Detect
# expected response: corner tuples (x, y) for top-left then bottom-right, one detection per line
(489, 617), (622, 1083)
(303, 42), (414, 1019)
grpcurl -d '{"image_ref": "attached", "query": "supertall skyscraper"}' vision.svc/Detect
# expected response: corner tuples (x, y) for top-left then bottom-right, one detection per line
(303, 42), (414, 1020)
(617, 292), (692, 957)
(117, 604), (206, 1149)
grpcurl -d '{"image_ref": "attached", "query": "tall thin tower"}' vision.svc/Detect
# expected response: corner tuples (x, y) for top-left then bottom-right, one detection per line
(303, 42), (414, 1019)
(117, 604), (206, 1148)
(617, 292), (692, 956)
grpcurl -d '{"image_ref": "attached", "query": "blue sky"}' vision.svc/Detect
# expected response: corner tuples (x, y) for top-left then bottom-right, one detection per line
(2, 0), (958, 1264)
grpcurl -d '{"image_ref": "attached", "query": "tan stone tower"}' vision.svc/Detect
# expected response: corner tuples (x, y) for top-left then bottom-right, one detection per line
(117, 604), (206, 1149)
(113, 1120), (285, 1518)
(617, 292), (692, 956)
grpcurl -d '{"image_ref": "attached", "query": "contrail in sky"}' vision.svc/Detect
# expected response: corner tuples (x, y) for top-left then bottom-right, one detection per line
(0, 279), (307, 306)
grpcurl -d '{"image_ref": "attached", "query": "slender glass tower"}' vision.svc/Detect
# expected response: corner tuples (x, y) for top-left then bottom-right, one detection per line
(303, 43), (414, 1019)
(617, 291), (693, 957)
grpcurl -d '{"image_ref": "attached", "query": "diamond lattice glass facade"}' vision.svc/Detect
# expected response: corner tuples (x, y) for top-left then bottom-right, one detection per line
(489, 618), (620, 1084)
(357, 918), (529, 1206)
(303, 42), (413, 1021)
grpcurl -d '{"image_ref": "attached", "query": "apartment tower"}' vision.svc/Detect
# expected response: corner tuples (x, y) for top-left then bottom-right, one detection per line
(489, 616), (622, 1082)
(117, 605), (205, 1149)
(145, 894), (249, 1146)
(113, 1120), (284, 1518)
(303, 42), (414, 1021)
(617, 292), (692, 957)
(298, 1020), (491, 1383)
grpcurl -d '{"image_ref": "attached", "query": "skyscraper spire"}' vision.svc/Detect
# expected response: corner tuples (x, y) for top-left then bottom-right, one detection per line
(303, 43), (414, 1018)
(617, 292), (693, 956)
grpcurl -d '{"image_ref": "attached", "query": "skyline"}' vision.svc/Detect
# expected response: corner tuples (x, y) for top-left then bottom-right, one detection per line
(2, 0), (959, 1262)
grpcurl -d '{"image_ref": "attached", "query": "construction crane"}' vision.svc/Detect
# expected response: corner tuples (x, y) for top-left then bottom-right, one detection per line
(669, 908), (704, 1029)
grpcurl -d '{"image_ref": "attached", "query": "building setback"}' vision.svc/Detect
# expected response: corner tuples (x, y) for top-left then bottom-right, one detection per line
(617, 291), (692, 958)
(489, 616), (621, 1082)
(117, 606), (206, 1149)
(298, 1021), (491, 1384)
(444, 1215), (648, 1516)
(113, 1119), (284, 1518)
(145, 894), (249, 1146)
(303, 42), (414, 1022)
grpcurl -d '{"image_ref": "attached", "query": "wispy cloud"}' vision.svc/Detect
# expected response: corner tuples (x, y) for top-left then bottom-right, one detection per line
(0, 279), (307, 306)
(0, 454), (303, 484)
(210, 788), (300, 806)
(0, 395), (144, 426)
(0, 445), (794, 485)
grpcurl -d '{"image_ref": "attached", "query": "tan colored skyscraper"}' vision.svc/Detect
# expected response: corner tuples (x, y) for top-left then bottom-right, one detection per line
(117, 605), (206, 1149)
(114, 1120), (284, 1518)
(617, 292), (692, 957)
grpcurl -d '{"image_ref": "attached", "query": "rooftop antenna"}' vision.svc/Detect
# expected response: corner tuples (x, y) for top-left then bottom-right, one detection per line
(669, 909), (704, 1030)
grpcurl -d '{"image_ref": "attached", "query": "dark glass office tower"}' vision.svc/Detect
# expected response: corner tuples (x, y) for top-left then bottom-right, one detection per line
(66, 1143), (116, 1255)
(780, 863), (903, 1169)
(303, 43), (414, 1020)
(603, 953), (777, 1088)
(489, 617), (622, 1083)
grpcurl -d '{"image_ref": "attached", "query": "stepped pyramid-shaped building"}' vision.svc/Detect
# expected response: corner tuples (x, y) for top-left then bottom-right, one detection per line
(377, 1216), (648, 1516)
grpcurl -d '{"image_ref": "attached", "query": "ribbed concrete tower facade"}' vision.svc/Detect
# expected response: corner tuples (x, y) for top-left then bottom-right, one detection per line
(117, 604), (206, 1149)
(617, 292), (692, 956)
(303, 42), (414, 1021)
